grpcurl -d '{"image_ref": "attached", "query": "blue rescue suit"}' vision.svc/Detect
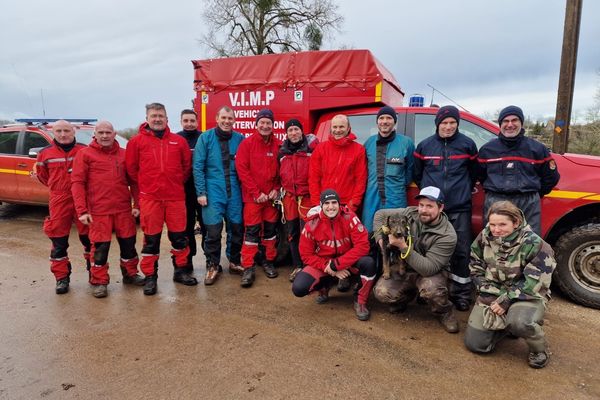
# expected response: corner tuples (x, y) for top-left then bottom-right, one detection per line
(193, 127), (245, 266)
(362, 131), (415, 233)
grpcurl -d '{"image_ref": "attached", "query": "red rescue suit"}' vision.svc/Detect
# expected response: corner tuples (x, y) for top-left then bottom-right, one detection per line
(308, 133), (367, 212)
(125, 123), (192, 276)
(235, 132), (281, 268)
(71, 139), (140, 285)
(297, 206), (375, 305)
(36, 140), (90, 281)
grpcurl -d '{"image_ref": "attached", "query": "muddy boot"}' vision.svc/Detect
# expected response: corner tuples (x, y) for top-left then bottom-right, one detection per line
(173, 270), (198, 286)
(439, 308), (459, 333)
(354, 301), (371, 321)
(263, 261), (278, 279)
(204, 263), (222, 286)
(337, 277), (351, 292)
(289, 267), (302, 282)
(92, 284), (108, 298)
(55, 279), (70, 295)
(528, 350), (549, 369)
(228, 262), (244, 275)
(315, 287), (330, 304)
(240, 266), (256, 288)
(120, 267), (145, 286)
(144, 275), (158, 296)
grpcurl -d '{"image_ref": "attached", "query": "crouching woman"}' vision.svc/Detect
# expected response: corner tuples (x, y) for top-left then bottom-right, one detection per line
(464, 200), (556, 368)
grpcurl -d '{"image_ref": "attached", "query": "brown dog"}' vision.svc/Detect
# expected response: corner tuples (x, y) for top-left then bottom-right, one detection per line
(380, 214), (411, 279)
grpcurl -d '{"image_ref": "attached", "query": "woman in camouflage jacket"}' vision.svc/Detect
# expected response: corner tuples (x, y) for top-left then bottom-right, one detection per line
(464, 200), (556, 369)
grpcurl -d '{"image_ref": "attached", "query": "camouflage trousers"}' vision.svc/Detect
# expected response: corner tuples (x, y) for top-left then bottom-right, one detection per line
(464, 299), (546, 353)
(373, 270), (453, 314)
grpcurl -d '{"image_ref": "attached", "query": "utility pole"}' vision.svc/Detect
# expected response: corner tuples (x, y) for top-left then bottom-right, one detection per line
(553, 0), (583, 154)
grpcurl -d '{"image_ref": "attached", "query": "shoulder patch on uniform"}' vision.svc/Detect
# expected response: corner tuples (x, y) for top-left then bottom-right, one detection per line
(549, 159), (556, 170)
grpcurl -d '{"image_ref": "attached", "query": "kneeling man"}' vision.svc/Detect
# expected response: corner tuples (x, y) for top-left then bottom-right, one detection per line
(292, 189), (376, 321)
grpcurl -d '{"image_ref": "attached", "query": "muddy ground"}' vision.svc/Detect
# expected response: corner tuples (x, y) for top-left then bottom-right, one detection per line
(0, 204), (599, 400)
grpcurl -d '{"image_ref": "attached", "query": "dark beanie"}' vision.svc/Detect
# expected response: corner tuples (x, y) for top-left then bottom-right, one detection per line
(377, 106), (397, 123)
(498, 105), (524, 125)
(320, 189), (340, 205)
(435, 105), (460, 128)
(256, 108), (274, 124)
(285, 118), (303, 132)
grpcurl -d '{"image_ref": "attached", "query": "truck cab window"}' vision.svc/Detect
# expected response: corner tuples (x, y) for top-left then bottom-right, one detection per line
(22, 132), (49, 155)
(0, 131), (19, 154)
(414, 114), (496, 148)
(347, 115), (379, 144)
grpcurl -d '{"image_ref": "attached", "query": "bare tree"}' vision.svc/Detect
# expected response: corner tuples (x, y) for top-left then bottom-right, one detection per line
(201, 0), (343, 56)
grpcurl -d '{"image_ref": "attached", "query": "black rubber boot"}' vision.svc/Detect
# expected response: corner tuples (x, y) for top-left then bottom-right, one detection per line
(143, 275), (158, 296)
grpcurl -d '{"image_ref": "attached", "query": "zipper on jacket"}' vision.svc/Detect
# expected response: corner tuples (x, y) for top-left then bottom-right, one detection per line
(330, 219), (339, 257)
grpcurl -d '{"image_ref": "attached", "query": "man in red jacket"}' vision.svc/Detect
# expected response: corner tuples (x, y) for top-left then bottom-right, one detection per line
(309, 114), (367, 212)
(292, 189), (376, 321)
(278, 118), (319, 281)
(235, 109), (282, 287)
(36, 120), (91, 294)
(125, 103), (197, 295)
(71, 121), (145, 298)
(308, 114), (367, 292)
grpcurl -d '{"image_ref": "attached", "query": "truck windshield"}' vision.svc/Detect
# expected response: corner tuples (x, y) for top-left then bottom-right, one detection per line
(414, 114), (496, 148)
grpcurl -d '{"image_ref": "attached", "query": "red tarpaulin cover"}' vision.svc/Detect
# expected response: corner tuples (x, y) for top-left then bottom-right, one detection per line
(193, 49), (403, 95)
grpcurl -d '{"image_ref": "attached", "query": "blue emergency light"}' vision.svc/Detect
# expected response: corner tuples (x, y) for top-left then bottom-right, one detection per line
(408, 95), (425, 107)
(15, 118), (97, 125)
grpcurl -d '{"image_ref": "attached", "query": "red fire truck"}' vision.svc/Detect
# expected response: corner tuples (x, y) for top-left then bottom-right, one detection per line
(193, 49), (600, 309)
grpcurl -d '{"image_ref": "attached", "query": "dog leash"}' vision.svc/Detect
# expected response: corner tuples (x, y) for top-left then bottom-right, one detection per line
(374, 224), (412, 259)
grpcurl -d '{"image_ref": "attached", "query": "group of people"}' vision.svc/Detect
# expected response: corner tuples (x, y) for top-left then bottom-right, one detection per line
(35, 102), (559, 368)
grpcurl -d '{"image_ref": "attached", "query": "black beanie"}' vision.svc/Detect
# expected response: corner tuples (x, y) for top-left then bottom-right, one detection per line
(256, 109), (274, 124)
(285, 118), (303, 132)
(377, 106), (397, 123)
(498, 105), (524, 126)
(320, 189), (340, 205)
(435, 105), (460, 128)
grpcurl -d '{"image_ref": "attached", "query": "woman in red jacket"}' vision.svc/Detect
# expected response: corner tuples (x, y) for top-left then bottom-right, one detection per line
(278, 119), (319, 281)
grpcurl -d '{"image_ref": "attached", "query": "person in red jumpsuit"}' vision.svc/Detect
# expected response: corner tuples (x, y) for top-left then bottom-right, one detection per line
(278, 118), (319, 281)
(35, 120), (91, 294)
(71, 121), (145, 298)
(308, 114), (367, 292)
(235, 109), (282, 287)
(125, 103), (197, 295)
(292, 189), (376, 321)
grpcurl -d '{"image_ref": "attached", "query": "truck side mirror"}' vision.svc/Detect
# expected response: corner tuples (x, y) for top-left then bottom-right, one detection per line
(28, 147), (43, 158)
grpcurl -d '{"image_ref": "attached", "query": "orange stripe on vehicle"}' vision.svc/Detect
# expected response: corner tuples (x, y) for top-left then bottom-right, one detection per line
(545, 190), (600, 200)
(375, 82), (382, 102)
(201, 91), (207, 132)
(0, 169), (31, 175)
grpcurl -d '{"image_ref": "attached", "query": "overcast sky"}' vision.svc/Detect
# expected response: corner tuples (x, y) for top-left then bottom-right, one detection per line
(2, 0), (599, 130)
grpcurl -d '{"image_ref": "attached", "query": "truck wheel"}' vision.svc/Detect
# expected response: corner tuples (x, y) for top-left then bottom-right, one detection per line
(554, 223), (600, 309)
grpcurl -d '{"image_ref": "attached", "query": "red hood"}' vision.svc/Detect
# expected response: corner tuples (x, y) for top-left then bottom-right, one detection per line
(138, 122), (173, 137)
(330, 132), (358, 147)
(90, 138), (120, 153)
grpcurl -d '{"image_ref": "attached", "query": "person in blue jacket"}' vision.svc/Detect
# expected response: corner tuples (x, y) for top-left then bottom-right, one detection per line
(413, 105), (478, 311)
(362, 106), (415, 234)
(193, 106), (245, 285)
